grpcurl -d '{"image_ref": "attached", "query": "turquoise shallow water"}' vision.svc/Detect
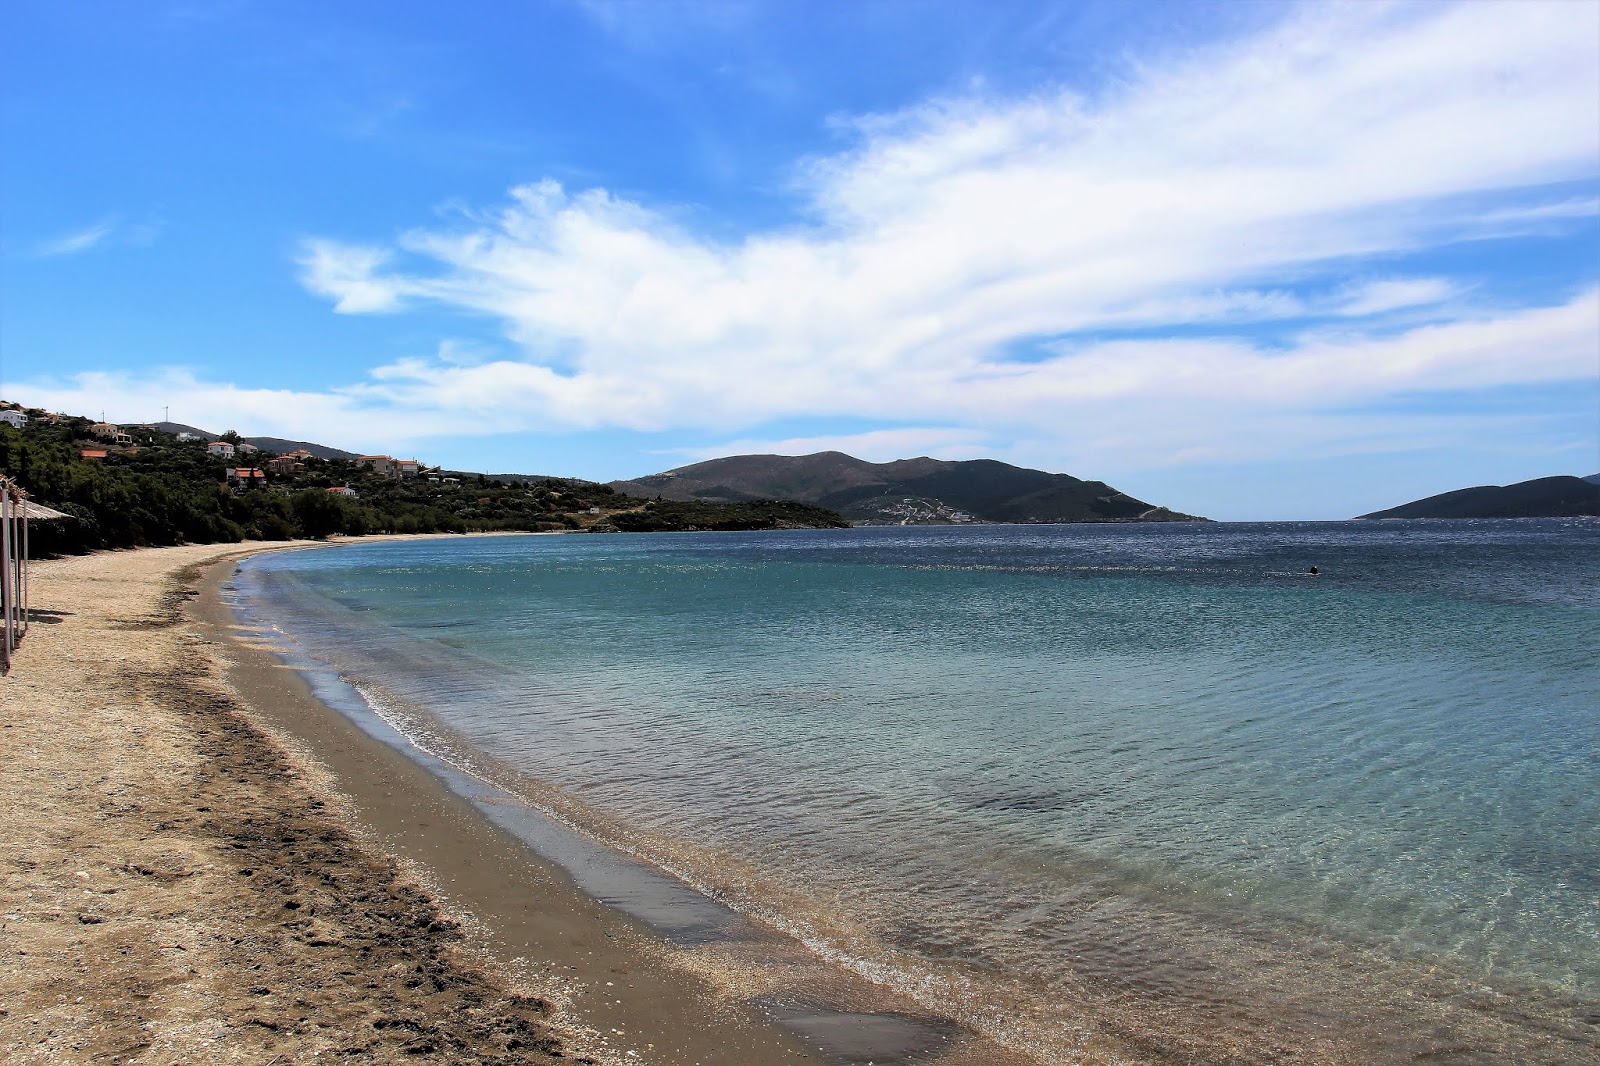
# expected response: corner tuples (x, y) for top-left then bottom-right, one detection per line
(237, 521), (1600, 1063)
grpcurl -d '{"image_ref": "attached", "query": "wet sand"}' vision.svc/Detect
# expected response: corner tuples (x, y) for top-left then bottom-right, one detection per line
(1, 540), (1023, 1065)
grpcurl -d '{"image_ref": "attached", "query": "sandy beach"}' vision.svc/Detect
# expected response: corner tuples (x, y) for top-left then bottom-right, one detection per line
(1, 539), (1026, 1066)
(0, 541), (821, 1064)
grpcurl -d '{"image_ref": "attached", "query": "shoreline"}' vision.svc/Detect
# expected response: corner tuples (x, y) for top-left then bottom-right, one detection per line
(212, 532), (1600, 1066)
(199, 541), (830, 1066)
(1, 539), (1022, 1066)
(1, 540), (610, 1063)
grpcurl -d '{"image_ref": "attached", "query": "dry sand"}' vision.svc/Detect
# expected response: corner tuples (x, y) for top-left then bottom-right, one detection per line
(0, 542), (581, 1063)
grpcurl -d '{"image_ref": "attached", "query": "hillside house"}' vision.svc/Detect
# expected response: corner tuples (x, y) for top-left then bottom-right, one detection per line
(0, 411), (28, 429)
(237, 442), (259, 455)
(175, 432), (200, 441)
(80, 449), (107, 460)
(207, 441), (236, 458)
(266, 455), (304, 476)
(90, 422), (134, 445)
(355, 455), (396, 476)
(225, 467), (267, 490)
(355, 454), (424, 478)
(327, 485), (358, 497)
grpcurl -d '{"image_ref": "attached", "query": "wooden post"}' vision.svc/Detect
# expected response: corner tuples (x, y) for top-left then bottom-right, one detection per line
(20, 499), (28, 639)
(1, 488), (13, 669)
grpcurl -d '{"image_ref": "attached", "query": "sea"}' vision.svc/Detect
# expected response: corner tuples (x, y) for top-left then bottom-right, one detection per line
(230, 520), (1600, 1064)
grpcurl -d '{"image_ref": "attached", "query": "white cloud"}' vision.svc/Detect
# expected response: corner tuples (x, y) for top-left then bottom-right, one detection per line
(1333, 278), (1458, 318)
(1, 369), (435, 454)
(36, 219), (117, 257)
(1469, 196), (1600, 231)
(674, 427), (998, 466)
(19, 2), (1600, 483)
(33, 214), (165, 257)
(291, 2), (1596, 451)
(300, 240), (405, 312)
(11, 289), (1591, 482)
(668, 292), (1598, 474)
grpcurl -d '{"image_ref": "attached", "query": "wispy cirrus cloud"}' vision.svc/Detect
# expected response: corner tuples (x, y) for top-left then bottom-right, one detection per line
(36, 218), (118, 257)
(33, 214), (165, 257)
(1332, 278), (1460, 319)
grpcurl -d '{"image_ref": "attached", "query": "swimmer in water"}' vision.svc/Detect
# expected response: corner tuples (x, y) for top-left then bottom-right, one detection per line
(1308, 566), (1320, 575)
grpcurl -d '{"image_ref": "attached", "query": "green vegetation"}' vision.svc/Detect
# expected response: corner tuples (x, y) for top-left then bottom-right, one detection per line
(0, 411), (847, 555)
(1357, 475), (1600, 520)
(602, 497), (850, 532)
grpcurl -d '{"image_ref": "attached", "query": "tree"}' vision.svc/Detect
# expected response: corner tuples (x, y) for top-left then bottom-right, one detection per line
(290, 489), (350, 539)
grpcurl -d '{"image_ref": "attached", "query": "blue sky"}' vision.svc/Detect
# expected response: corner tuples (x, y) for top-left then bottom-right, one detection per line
(3, 0), (1597, 520)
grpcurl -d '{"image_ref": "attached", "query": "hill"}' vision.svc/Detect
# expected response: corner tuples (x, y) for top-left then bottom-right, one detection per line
(147, 423), (364, 461)
(611, 451), (1206, 524)
(0, 411), (847, 554)
(243, 436), (363, 461)
(145, 421), (218, 439)
(1357, 476), (1600, 519)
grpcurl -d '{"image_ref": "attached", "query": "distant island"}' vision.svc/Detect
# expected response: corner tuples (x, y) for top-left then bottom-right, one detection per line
(611, 451), (1207, 524)
(1358, 475), (1600, 519)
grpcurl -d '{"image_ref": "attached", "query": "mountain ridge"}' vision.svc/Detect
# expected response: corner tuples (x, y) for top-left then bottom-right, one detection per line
(1357, 475), (1600, 519)
(610, 451), (1206, 524)
(146, 422), (364, 461)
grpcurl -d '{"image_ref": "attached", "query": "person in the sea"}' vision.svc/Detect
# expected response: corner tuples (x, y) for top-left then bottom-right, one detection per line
(1308, 566), (1320, 575)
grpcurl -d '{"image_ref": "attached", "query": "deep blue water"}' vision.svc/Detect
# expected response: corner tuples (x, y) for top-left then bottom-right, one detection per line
(235, 520), (1600, 1062)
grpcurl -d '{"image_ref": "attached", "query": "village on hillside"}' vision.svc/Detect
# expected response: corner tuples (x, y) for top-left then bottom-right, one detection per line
(0, 401), (849, 554)
(2, 402), (530, 498)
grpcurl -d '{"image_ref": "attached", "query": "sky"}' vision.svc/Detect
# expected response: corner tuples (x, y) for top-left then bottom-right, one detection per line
(2, 0), (1597, 520)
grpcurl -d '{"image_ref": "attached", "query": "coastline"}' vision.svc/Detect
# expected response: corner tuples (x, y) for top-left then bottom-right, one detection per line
(1, 538), (1022, 1066)
(1, 540), (607, 1063)
(206, 530), (1600, 1066)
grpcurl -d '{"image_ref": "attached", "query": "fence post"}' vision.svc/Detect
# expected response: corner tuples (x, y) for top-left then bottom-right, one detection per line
(1, 488), (13, 669)
(21, 501), (29, 638)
